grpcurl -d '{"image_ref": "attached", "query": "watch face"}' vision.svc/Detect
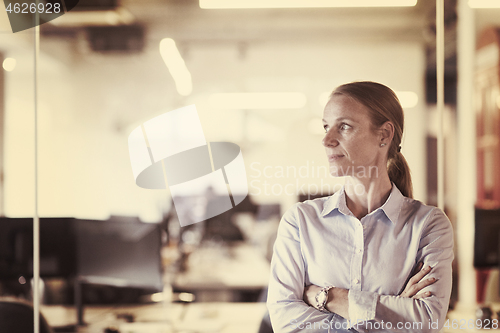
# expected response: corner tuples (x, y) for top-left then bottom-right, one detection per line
(317, 291), (327, 304)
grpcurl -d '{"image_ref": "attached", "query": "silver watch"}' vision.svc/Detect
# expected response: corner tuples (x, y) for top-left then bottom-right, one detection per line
(315, 285), (334, 312)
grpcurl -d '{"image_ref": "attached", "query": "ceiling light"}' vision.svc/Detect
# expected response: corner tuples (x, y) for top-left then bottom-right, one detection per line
(2, 58), (16, 72)
(468, 0), (500, 8)
(208, 92), (307, 109)
(49, 7), (134, 26)
(159, 38), (193, 96)
(200, 0), (417, 9)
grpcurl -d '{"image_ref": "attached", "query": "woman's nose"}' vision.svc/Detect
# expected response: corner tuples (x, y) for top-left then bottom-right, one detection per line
(322, 130), (338, 147)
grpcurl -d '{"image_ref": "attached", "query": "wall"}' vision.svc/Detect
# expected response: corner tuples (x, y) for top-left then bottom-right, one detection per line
(2, 30), (426, 220)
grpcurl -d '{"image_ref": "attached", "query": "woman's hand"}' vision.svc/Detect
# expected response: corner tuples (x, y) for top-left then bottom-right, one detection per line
(303, 285), (349, 319)
(400, 262), (437, 299)
(304, 263), (435, 314)
(303, 284), (321, 307)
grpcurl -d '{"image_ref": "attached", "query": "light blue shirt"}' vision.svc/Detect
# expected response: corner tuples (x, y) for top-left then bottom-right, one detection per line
(267, 184), (453, 333)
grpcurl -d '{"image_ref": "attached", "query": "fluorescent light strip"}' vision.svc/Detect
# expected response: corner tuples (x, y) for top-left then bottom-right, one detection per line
(200, 0), (417, 9)
(395, 91), (419, 108)
(468, 0), (500, 8)
(208, 92), (307, 109)
(159, 38), (193, 96)
(50, 8), (135, 26)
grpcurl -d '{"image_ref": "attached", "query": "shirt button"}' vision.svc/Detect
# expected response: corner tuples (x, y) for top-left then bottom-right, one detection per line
(362, 225), (367, 229)
(353, 278), (359, 284)
(357, 248), (362, 254)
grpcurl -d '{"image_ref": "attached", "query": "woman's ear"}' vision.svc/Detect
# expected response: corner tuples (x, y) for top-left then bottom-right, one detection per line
(380, 121), (395, 143)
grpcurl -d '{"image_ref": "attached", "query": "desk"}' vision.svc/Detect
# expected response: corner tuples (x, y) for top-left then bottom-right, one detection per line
(41, 302), (500, 333)
(41, 302), (268, 333)
(173, 243), (270, 302)
(176, 302), (267, 333)
(41, 303), (184, 331)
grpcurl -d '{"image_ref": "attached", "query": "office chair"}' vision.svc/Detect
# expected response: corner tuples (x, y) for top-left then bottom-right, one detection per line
(257, 310), (273, 333)
(0, 297), (53, 333)
(257, 289), (273, 333)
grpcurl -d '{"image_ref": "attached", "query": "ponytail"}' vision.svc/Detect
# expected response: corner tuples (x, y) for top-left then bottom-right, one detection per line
(387, 152), (413, 199)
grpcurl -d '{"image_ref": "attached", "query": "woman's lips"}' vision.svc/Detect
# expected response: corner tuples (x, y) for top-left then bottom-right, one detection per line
(328, 154), (344, 162)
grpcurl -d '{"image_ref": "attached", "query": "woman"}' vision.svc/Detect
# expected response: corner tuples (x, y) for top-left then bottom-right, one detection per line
(267, 81), (453, 333)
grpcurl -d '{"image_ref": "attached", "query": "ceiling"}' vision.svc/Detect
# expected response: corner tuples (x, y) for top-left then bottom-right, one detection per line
(31, 0), (464, 83)
(39, 0), (444, 44)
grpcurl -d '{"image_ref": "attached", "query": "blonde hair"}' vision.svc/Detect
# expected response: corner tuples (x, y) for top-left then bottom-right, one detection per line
(331, 81), (413, 198)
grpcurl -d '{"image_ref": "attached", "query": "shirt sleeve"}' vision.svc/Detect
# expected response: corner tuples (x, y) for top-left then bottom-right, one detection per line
(347, 208), (454, 333)
(267, 205), (350, 333)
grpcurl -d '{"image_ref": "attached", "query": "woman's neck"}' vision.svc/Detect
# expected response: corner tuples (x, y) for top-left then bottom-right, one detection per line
(344, 173), (393, 220)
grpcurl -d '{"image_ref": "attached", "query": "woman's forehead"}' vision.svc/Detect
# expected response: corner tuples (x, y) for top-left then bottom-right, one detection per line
(323, 95), (371, 122)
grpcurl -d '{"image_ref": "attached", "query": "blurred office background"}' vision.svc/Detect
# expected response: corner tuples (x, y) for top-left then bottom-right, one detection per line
(1, 0), (500, 332)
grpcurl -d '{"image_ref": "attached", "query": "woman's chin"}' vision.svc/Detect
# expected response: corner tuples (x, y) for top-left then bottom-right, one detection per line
(329, 165), (345, 177)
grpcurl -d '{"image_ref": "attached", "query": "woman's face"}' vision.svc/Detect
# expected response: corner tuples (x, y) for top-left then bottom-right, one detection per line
(322, 94), (386, 178)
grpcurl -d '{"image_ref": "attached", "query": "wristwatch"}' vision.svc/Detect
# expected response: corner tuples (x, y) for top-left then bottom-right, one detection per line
(315, 285), (334, 313)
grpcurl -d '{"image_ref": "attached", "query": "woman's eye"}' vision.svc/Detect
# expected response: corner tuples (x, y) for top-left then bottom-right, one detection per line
(340, 123), (351, 130)
(323, 125), (329, 133)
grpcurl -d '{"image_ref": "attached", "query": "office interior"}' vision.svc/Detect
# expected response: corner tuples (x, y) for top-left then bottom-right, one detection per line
(0, 0), (500, 332)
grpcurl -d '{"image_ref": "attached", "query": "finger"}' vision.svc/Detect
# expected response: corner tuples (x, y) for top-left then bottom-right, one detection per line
(412, 276), (437, 293)
(408, 265), (432, 285)
(401, 278), (436, 297)
(400, 262), (424, 297)
(411, 262), (423, 276)
(403, 276), (438, 298)
(404, 262), (424, 289)
(412, 291), (432, 300)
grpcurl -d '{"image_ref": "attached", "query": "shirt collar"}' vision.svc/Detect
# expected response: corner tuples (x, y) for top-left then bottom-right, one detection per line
(321, 183), (404, 224)
(378, 184), (404, 224)
(321, 186), (346, 217)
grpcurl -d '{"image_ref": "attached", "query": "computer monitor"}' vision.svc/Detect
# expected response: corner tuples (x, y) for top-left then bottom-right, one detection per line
(75, 216), (163, 290)
(74, 216), (163, 325)
(0, 217), (76, 281)
(0, 216), (164, 327)
(299, 193), (331, 202)
(473, 208), (500, 268)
